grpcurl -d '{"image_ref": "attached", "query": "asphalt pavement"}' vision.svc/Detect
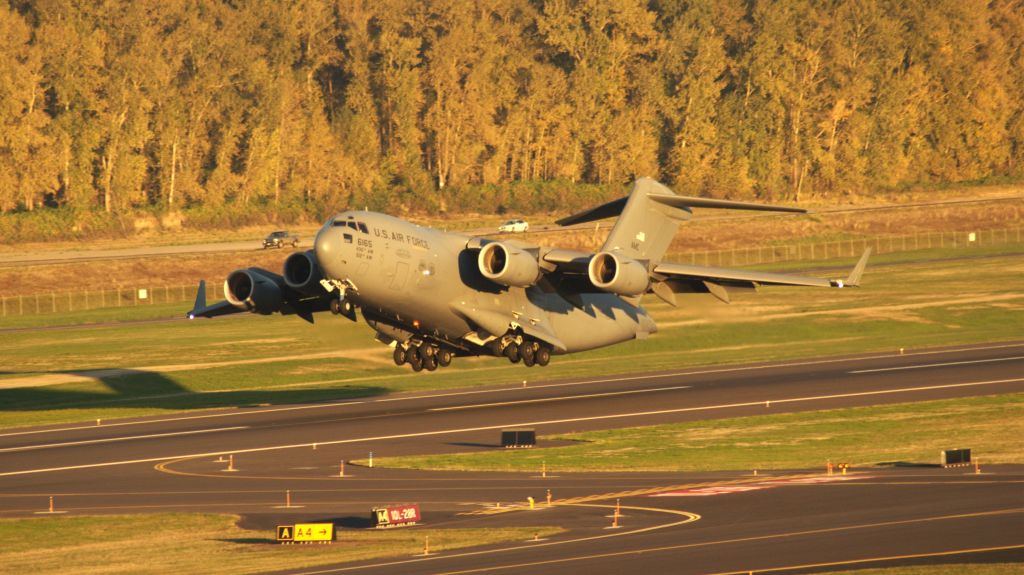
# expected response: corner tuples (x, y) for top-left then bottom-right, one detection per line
(1, 341), (1022, 574)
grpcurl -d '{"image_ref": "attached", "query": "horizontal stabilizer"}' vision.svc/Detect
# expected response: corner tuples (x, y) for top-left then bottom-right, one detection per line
(555, 197), (628, 227)
(647, 193), (807, 214)
(557, 190), (806, 227)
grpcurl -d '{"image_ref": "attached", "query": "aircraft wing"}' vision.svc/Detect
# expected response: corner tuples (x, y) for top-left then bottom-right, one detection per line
(651, 249), (871, 304)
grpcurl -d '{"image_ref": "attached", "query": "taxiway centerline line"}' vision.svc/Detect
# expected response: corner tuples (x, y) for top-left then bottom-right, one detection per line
(848, 355), (1024, 374)
(1, 376), (1019, 477)
(428, 385), (693, 412)
(3, 341), (1020, 439)
(428, 509), (1024, 575)
(707, 543), (1024, 575)
(0, 426), (249, 453)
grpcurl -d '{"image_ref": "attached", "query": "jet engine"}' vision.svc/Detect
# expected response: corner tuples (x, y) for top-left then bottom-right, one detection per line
(224, 268), (285, 314)
(478, 242), (540, 287)
(283, 250), (323, 295)
(588, 252), (650, 297)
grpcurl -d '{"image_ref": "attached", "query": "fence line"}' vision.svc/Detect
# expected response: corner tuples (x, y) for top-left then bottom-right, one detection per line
(2, 226), (1021, 317)
(668, 226), (1022, 269)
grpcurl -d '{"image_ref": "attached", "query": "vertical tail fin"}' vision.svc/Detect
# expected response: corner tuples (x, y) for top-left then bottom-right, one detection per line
(599, 178), (690, 262)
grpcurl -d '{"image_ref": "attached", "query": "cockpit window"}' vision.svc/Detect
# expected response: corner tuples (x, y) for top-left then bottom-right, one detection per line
(357, 222), (369, 233)
(347, 221), (358, 230)
(333, 219), (346, 227)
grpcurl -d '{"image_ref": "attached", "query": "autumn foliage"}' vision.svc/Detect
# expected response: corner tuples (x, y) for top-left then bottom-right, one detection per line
(1, 0), (1021, 225)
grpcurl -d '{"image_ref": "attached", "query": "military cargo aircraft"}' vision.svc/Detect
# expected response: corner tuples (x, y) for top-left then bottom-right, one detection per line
(188, 178), (869, 372)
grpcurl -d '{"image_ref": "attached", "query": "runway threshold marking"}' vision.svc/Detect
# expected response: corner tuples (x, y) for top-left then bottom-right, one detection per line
(429, 385), (692, 412)
(288, 503), (700, 575)
(427, 508), (1024, 575)
(3, 376), (1021, 477)
(849, 355), (1024, 374)
(0, 426), (249, 453)
(707, 543), (1024, 575)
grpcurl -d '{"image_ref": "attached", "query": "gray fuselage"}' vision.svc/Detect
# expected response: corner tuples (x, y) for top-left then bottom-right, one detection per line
(314, 211), (656, 355)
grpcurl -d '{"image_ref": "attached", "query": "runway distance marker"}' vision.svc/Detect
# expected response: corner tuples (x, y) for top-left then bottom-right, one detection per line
(7, 376), (1023, 478)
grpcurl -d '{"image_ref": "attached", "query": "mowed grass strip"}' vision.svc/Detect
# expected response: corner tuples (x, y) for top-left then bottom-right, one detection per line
(362, 393), (1024, 472)
(0, 513), (563, 575)
(0, 250), (1021, 429)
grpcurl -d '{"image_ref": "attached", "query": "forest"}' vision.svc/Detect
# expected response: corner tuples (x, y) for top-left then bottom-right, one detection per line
(1, 0), (1022, 233)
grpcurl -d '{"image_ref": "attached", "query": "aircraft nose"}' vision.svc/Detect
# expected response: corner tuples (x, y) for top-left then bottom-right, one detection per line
(314, 224), (346, 278)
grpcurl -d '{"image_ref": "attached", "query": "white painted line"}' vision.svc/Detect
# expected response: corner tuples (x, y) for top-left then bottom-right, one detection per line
(429, 386), (693, 412)
(849, 356), (1024, 374)
(0, 402), (365, 438)
(0, 427), (249, 453)
(3, 341), (1021, 439)
(2, 377), (1019, 477)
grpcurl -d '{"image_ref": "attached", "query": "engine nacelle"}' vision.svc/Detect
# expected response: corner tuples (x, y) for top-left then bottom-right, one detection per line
(283, 250), (323, 295)
(478, 242), (540, 287)
(224, 268), (285, 314)
(588, 252), (650, 296)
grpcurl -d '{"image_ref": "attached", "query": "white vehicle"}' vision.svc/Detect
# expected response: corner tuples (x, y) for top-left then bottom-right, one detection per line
(498, 219), (529, 233)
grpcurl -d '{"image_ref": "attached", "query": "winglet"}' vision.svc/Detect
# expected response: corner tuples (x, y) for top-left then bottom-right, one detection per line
(831, 248), (871, 288)
(187, 280), (207, 319)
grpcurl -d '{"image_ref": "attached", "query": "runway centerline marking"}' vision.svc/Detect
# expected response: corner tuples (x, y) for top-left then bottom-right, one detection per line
(429, 385), (692, 412)
(849, 355), (1024, 374)
(1, 376), (1020, 477)
(3, 341), (1020, 439)
(0, 426), (249, 453)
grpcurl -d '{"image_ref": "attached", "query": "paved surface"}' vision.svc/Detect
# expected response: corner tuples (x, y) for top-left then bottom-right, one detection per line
(1, 342), (1022, 573)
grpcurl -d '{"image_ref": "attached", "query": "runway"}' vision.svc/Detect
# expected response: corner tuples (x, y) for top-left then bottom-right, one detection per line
(1, 342), (1022, 573)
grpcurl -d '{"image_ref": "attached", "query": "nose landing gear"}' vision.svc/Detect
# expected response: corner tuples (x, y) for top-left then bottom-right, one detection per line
(329, 297), (356, 321)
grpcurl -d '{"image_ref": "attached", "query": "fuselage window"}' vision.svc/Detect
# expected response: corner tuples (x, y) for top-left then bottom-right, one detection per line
(344, 233), (353, 243)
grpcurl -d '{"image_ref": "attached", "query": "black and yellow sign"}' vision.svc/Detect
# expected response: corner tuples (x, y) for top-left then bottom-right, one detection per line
(277, 523), (334, 543)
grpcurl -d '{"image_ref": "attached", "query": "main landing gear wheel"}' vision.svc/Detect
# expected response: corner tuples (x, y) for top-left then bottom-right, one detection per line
(408, 354), (423, 372)
(535, 345), (551, 366)
(504, 342), (520, 363)
(424, 354), (438, 371)
(393, 346), (407, 366)
(437, 348), (453, 367)
(520, 343), (536, 367)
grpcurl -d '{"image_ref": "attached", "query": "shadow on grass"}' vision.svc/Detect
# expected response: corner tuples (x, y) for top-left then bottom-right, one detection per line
(0, 369), (388, 413)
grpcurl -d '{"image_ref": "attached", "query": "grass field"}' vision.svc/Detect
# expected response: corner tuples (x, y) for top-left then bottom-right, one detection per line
(358, 393), (1024, 472)
(1, 248), (1022, 430)
(0, 513), (562, 574)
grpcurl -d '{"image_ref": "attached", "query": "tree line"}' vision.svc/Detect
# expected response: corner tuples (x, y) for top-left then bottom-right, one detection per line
(1, 0), (1022, 222)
